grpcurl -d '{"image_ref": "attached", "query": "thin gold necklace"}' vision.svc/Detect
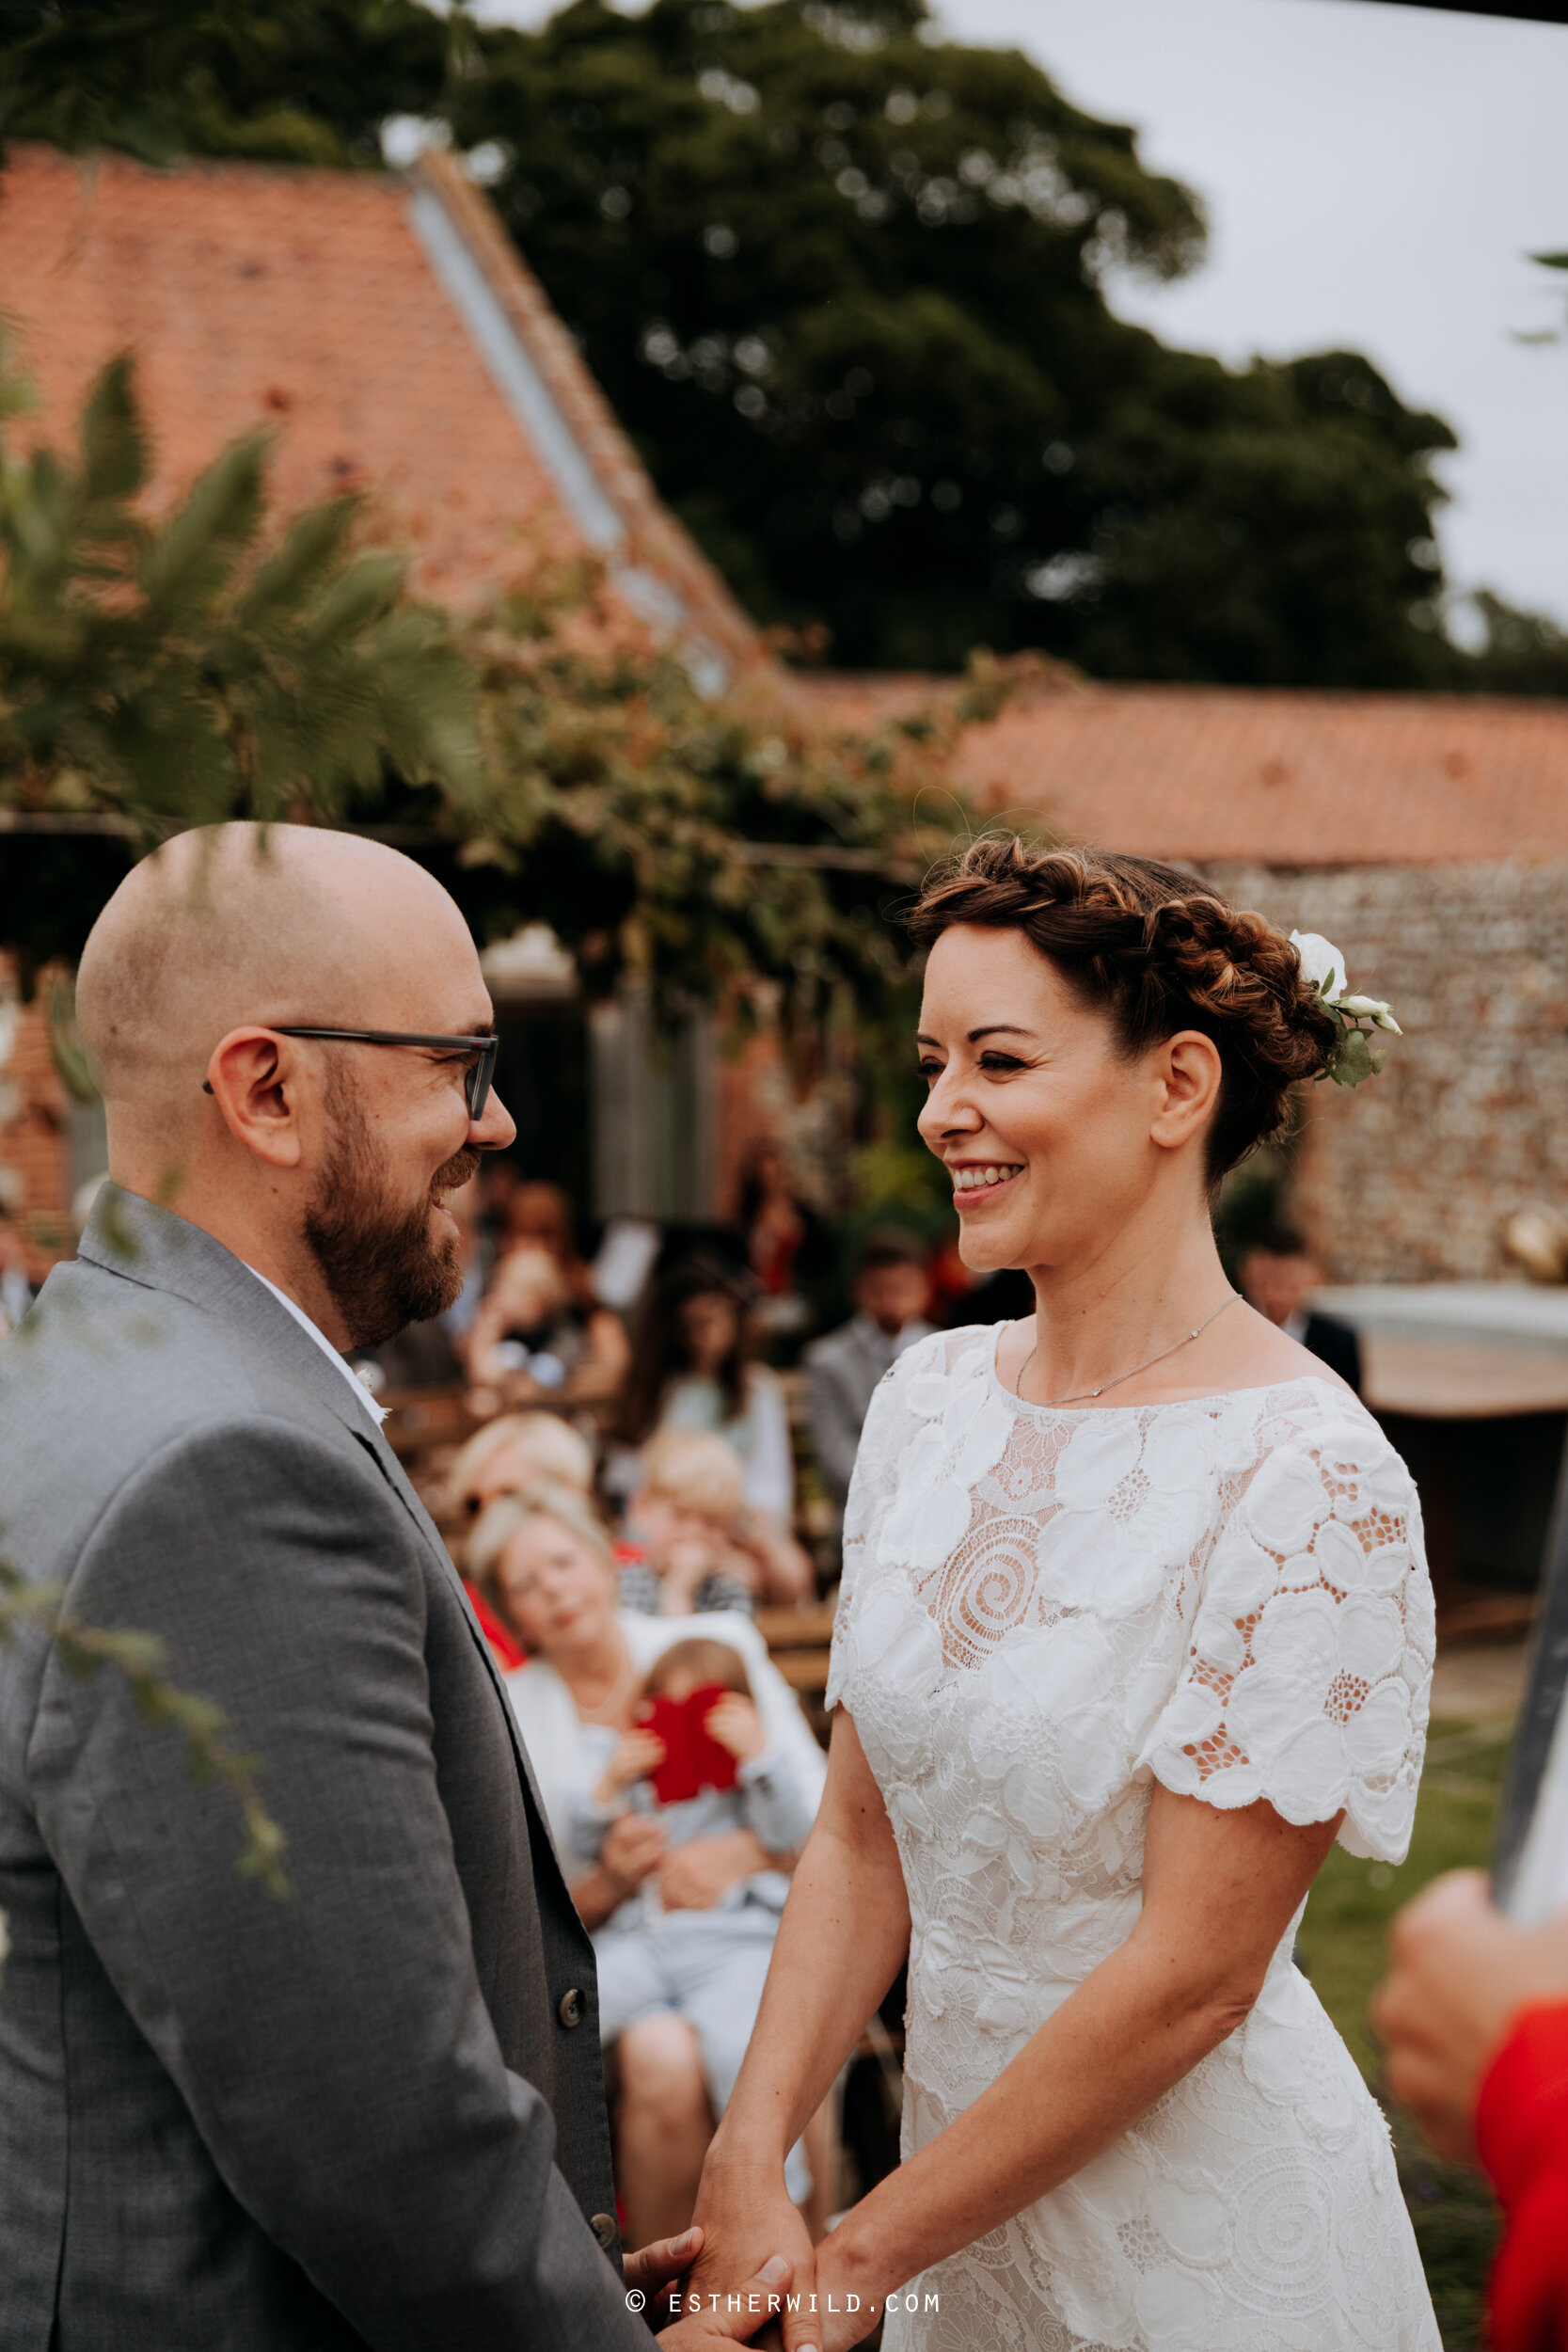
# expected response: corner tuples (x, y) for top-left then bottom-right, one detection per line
(1014, 1292), (1241, 1408)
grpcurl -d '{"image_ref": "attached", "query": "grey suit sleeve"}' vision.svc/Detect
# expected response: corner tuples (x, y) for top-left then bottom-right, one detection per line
(806, 1351), (864, 1509)
(25, 1418), (648, 2352)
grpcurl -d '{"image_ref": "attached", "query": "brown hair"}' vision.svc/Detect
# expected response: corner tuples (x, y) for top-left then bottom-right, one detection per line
(618, 1258), (753, 1444)
(910, 839), (1337, 1181)
(641, 1636), (752, 1701)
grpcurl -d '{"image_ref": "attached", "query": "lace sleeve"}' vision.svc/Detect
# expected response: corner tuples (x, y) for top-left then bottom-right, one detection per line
(1141, 1412), (1435, 1862)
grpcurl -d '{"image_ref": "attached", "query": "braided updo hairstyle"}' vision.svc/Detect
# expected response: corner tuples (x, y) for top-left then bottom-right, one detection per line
(909, 840), (1338, 1181)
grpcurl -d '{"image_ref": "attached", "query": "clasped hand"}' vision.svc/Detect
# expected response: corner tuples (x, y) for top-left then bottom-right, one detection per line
(684, 2153), (880, 2352)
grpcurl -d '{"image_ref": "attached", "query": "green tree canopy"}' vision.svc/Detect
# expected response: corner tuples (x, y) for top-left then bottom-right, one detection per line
(6, 0), (1560, 691)
(0, 0), (447, 167)
(448, 0), (1459, 682)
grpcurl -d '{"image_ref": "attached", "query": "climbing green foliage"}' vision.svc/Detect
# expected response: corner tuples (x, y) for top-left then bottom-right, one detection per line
(0, 347), (991, 1035)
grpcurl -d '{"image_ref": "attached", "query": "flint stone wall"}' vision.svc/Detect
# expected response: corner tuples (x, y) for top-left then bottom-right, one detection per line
(1204, 860), (1568, 1283)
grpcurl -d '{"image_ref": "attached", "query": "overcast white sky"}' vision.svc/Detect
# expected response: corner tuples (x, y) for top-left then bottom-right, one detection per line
(473, 0), (1568, 628)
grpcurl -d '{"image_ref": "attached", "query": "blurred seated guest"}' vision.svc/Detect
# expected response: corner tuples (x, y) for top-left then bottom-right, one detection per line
(467, 1241), (629, 1409)
(451, 1409), (596, 1522)
(615, 1263), (812, 1603)
(1376, 1871), (1568, 2352)
(737, 1138), (832, 1343)
(1239, 1220), (1362, 1394)
(0, 1206), (36, 1340)
(449, 1411), (596, 1671)
(568, 1633), (819, 2201)
(469, 1484), (825, 2248)
(617, 1430), (756, 1619)
(805, 1231), (934, 1533)
(506, 1180), (599, 1307)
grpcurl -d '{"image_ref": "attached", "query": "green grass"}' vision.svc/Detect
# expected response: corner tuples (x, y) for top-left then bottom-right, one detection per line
(1295, 1717), (1512, 2351)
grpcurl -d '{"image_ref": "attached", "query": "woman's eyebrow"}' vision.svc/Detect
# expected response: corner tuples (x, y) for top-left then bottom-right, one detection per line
(913, 1024), (1038, 1046)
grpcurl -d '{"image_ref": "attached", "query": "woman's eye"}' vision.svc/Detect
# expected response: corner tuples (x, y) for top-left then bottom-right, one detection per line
(916, 1057), (942, 1081)
(979, 1052), (1025, 1073)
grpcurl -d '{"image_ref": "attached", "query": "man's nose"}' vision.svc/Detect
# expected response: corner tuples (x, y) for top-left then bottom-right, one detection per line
(475, 1084), (516, 1152)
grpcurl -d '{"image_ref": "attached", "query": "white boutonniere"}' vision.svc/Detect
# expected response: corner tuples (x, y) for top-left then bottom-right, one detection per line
(1290, 930), (1402, 1089)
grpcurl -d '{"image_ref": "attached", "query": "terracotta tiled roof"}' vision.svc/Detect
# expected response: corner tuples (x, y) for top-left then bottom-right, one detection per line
(0, 143), (757, 676)
(799, 674), (1568, 866)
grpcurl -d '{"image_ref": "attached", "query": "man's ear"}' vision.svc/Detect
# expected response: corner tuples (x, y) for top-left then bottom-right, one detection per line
(1148, 1028), (1224, 1153)
(205, 1028), (306, 1170)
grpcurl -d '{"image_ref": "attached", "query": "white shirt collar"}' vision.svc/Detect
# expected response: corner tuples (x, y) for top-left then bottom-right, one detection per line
(244, 1265), (388, 1426)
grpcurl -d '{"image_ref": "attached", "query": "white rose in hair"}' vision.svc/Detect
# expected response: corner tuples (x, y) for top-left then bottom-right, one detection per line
(1289, 930), (1347, 1001)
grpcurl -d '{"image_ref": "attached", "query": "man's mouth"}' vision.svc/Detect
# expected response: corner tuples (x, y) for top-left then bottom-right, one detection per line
(949, 1161), (1024, 1196)
(431, 1145), (482, 1206)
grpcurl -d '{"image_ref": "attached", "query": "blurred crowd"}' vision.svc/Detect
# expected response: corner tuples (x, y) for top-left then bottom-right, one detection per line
(343, 1149), (958, 2249)
(330, 1152), (1366, 2251)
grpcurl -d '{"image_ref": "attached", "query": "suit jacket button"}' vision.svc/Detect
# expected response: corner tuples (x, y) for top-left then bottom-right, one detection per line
(591, 2212), (617, 2251)
(558, 1986), (585, 2028)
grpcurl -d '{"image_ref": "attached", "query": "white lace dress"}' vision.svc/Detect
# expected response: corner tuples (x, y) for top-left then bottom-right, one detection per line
(827, 1326), (1438, 2352)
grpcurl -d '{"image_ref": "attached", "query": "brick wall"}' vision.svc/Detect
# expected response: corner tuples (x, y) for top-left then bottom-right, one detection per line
(1205, 860), (1568, 1282)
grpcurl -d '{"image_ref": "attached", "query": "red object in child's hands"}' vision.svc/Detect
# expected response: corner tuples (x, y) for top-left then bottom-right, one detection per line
(641, 1687), (740, 1804)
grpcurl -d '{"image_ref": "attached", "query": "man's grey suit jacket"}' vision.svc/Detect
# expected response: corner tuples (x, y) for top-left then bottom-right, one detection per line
(0, 1187), (651, 2352)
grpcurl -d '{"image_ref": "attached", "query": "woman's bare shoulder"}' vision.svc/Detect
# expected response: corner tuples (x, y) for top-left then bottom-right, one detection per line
(1225, 1305), (1360, 1401)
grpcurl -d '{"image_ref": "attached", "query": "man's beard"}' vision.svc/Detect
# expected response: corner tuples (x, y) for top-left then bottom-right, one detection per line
(304, 1076), (481, 1351)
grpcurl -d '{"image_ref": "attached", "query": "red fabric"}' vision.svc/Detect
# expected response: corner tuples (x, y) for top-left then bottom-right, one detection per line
(463, 1580), (526, 1673)
(641, 1687), (739, 1805)
(1477, 2004), (1568, 2352)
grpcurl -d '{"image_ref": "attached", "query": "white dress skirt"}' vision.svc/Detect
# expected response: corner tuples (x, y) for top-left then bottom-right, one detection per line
(828, 1326), (1440, 2352)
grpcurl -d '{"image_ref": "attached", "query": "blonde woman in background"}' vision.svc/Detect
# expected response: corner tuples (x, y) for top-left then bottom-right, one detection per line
(469, 1482), (829, 2250)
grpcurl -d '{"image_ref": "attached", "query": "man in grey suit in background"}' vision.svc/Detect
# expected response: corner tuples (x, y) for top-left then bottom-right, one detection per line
(0, 825), (790, 2351)
(805, 1232), (935, 1555)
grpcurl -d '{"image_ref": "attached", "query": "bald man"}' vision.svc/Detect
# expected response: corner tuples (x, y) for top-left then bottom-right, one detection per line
(0, 828), (789, 2352)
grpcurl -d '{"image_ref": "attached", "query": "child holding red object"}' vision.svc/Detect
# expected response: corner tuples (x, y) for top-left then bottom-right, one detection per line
(568, 1637), (819, 2200)
(1376, 1869), (1568, 2352)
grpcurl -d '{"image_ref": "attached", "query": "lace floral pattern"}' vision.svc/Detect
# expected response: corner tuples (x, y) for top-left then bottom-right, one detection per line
(829, 1327), (1438, 2352)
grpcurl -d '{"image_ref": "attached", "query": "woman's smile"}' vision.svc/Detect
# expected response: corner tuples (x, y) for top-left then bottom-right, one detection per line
(946, 1158), (1026, 1205)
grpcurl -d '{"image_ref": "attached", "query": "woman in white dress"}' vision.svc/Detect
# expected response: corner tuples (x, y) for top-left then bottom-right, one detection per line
(684, 841), (1438, 2351)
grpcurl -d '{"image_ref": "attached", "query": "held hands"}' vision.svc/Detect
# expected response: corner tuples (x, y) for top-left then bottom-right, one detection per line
(1374, 1868), (1568, 2161)
(684, 2153), (888, 2352)
(623, 2225), (800, 2347)
(687, 2150), (818, 2349)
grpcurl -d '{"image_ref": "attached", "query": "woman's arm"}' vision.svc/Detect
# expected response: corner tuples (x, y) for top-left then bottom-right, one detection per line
(803, 1782), (1341, 2346)
(685, 1710), (911, 2303)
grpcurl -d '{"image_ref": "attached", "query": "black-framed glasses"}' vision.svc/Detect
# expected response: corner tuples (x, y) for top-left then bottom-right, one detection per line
(203, 1025), (499, 1119)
